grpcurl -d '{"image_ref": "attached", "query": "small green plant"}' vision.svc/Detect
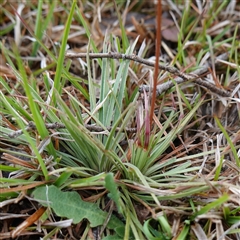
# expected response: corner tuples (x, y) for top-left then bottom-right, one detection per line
(0, 1), (239, 239)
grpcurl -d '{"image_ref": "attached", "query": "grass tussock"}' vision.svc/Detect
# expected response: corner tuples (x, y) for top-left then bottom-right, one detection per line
(0, 1), (240, 239)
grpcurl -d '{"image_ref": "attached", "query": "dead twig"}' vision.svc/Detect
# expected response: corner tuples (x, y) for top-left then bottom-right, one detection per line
(65, 52), (231, 97)
(140, 52), (231, 97)
(7, 121), (137, 138)
(7, 122), (65, 138)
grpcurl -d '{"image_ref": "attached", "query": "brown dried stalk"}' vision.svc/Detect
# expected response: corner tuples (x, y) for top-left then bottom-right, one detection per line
(65, 52), (231, 97)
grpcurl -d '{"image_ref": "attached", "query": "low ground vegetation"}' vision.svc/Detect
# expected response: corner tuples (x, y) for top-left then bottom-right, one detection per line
(0, 1), (240, 239)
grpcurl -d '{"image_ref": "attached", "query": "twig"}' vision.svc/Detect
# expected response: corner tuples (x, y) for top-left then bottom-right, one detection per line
(140, 52), (231, 97)
(7, 122), (65, 138)
(99, 200), (114, 237)
(85, 124), (136, 133)
(7, 121), (136, 138)
(65, 52), (231, 97)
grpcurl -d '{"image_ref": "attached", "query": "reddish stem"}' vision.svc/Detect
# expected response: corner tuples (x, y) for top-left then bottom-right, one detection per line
(150, 0), (162, 125)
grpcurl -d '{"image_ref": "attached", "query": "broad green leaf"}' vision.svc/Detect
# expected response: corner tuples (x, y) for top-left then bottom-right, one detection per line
(32, 185), (124, 230)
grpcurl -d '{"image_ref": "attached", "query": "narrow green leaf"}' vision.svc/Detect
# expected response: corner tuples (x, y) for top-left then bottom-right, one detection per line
(31, 0), (43, 57)
(53, 0), (77, 101)
(75, 7), (101, 66)
(0, 91), (49, 180)
(87, 41), (96, 111)
(158, 215), (172, 238)
(105, 173), (122, 214)
(0, 165), (20, 172)
(214, 116), (240, 167)
(143, 219), (165, 240)
(32, 0), (57, 56)
(114, 1), (129, 52)
(99, 35), (111, 126)
(214, 156), (224, 181)
(190, 193), (229, 221)
(176, 223), (190, 240)
(54, 172), (72, 188)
